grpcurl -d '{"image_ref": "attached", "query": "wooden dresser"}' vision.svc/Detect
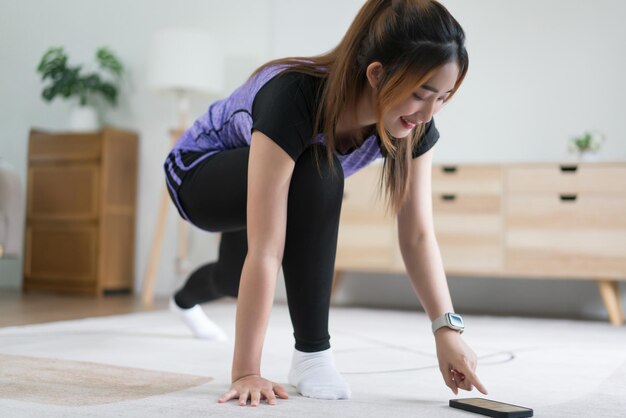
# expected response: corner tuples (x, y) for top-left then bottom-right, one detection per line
(335, 162), (626, 325)
(24, 128), (139, 296)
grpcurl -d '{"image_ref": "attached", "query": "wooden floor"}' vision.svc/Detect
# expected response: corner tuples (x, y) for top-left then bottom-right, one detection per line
(0, 290), (169, 328)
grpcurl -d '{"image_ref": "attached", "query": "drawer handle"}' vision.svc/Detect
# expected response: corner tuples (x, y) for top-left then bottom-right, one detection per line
(559, 194), (578, 202)
(441, 194), (457, 201)
(560, 164), (578, 173)
(442, 166), (457, 174)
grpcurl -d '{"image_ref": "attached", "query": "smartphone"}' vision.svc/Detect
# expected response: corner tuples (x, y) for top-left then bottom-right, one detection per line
(449, 398), (533, 418)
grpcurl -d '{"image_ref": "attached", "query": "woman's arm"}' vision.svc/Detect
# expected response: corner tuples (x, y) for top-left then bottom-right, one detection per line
(396, 149), (453, 320)
(396, 149), (487, 395)
(221, 131), (295, 405)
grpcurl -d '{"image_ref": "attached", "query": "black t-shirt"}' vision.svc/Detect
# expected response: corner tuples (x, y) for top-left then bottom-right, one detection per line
(251, 71), (439, 162)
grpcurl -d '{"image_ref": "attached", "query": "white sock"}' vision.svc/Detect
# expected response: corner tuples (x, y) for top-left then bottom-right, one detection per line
(169, 298), (228, 341)
(288, 348), (351, 400)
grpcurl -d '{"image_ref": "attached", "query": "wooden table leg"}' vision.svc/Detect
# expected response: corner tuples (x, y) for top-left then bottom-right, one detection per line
(596, 279), (625, 326)
(141, 185), (170, 306)
(331, 270), (344, 305)
(176, 220), (190, 276)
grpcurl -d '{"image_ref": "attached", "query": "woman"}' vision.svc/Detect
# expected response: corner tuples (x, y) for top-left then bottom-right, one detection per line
(165, 0), (488, 407)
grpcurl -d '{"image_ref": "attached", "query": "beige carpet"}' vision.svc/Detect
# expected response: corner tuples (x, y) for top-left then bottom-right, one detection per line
(0, 354), (211, 406)
(1, 301), (625, 417)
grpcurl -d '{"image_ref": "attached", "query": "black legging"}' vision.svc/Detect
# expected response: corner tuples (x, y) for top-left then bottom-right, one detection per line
(172, 144), (344, 352)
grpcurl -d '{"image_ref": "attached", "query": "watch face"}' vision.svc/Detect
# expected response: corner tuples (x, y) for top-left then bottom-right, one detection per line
(447, 313), (464, 328)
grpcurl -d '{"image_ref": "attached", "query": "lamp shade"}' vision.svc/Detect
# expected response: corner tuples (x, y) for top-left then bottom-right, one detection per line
(147, 28), (223, 95)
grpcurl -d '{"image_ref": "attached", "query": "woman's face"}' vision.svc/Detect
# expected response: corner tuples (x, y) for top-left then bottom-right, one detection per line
(383, 62), (460, 137)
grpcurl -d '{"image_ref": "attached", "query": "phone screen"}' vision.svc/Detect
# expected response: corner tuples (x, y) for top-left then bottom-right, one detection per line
(457, 398), (530, 412)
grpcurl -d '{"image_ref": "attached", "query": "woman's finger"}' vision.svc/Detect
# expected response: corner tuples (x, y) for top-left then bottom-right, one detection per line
(250, 390), (261, 407)
(238, 390), (250, 406)
(440, 365), (458, 395)
(458, 367), (488, 395)
(273, 383), (290, 399)
(217, 389), (238, 403)
(261, 388), (278, 405)
(452, 370), (472, 391)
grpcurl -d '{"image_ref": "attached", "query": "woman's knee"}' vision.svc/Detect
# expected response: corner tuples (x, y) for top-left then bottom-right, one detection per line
(290, 145), (344, 209)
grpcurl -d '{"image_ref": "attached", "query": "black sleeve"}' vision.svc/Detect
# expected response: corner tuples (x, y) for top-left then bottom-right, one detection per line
(412, 118), (440, 158)
(251, 72), (319, 161)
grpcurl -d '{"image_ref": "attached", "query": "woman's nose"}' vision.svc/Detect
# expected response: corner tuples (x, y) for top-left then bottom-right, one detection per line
(415, 100), (436, 124)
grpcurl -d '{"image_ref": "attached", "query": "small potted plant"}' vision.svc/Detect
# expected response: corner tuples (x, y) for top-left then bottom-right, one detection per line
(36, 47), (124, 131)
(568, 130), (605, 161)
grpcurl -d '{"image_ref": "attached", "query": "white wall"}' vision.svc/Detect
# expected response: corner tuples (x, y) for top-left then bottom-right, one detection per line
(1, 0), (625, 320)
(435, 0), (626, 163)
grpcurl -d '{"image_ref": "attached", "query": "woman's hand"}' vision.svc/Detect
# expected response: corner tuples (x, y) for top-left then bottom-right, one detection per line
(435, 328), (488, 395)
(218, 374), (289, 406)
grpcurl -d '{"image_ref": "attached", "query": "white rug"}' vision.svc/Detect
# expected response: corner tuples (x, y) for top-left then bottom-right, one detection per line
(1, 302), (625, 417)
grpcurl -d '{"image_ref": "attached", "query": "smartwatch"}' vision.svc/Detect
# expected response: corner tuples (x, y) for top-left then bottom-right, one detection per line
(432, 312), (465, 334)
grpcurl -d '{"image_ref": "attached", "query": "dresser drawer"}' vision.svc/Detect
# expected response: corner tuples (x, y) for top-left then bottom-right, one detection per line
(337, 163), (394, 270)
(29, 131), (102, 162)
(336, 223), (395, 271)
(507, 164), (626, 195)
(432, 165), (502, 195)
(505, 194), (626, 278)
(24, 224), (99, 283)
(433, 195), (503, 273)
(27, 164), (100, 220)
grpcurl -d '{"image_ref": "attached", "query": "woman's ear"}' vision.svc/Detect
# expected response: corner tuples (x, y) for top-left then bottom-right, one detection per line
(366, 62), (384, 90)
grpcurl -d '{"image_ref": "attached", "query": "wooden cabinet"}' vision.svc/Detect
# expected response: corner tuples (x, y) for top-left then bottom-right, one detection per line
(24, 128), (138, 295)
(335, 162), (626, 325)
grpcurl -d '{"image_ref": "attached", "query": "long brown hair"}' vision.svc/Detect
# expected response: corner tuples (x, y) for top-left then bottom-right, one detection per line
(253, 0), (468, 213)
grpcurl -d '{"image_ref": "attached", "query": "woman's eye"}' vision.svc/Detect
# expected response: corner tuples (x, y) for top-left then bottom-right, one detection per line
(413, 94), (424, 101)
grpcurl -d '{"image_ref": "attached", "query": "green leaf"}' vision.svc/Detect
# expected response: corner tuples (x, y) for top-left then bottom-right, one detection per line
(42, 87), (55, 102)
(96, 47), (123, 76)
(96, 82), (118, 105)
(36, 47), (68, 81)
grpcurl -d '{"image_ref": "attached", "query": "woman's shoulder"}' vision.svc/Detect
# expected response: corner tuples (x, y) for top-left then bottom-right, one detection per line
(252, 68), (325, 115)
(260, 69), (324, 97)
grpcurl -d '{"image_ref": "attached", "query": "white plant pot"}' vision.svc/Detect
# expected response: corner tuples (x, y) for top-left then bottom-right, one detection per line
(577, 152), (600, 163)
(69, 105), (99, 131)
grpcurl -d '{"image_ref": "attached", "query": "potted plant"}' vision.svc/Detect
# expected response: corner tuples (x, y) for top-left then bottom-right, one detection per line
(36, 47), (124, 131)
(568, 130), (605, 161)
